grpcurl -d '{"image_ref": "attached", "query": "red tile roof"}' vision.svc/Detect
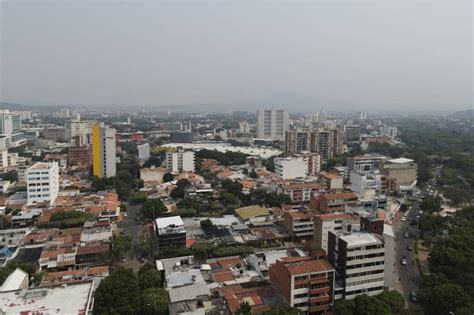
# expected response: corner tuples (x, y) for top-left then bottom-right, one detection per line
(283, 258), (334, 275)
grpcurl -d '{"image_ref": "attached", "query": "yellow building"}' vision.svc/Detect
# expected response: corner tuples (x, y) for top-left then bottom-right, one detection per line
(92, 123), (116, 178)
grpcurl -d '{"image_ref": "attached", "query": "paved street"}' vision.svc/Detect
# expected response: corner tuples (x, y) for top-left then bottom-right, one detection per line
(118, 203), (144, 270)
(394, 203), (421, 304)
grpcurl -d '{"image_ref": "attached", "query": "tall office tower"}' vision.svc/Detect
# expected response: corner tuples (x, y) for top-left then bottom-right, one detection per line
(329, 128), (343, 156)
(284, 129), (311, 156)
(65, 119), (96, 145)
(345, 125), (361, 143)
(92, 124), (116, 178)
(26, 162), (59, 206)
(166, 149), (195, 174)
(256, 109), (289, 140)
(316, 130), (332, 163)
(0, 111), (26, 148)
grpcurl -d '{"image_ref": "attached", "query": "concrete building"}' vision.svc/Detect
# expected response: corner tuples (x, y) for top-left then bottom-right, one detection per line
(350, 170), (389, 197)
(0, 268), (29, 292)
(345, 125), (361, 143)
(277, 182), (324, 203)
(284, 129), (312, 156)
(311, 191), (358, 214)
(257, 109), (289, 140)
(382, 158), (418, 191)
(316, 130), (332, 163)
(68, 145), (92, 167)
(328, 231), (385, 300)
(155, 216), (187, 249)
(65, 119), (95, 145)
(0, 111), (26, 148)
(92, 124), (116, 178)
(170, 132), (195, 143)
(137, 143), (150, 161)
(283, 211), (314, 238)
(26, 162), (59, 206)
(297, 151), (321, 176)
(238, 121), (251, 134)
(0, 150), (8, 168)
(275, 156), (307, 180)
(347, 154), (387, 172)
(270, 257), (335, 314)
(0, 281), (94, 314)
(314, 213), (355, 252)
(166, 149), (195, 174)
(41, 127), (66, 141)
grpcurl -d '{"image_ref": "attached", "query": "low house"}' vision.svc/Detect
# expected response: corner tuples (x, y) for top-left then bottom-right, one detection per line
(234, 205), (273, 226)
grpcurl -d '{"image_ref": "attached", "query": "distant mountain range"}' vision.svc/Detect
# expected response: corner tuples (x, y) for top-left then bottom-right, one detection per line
(448, 109), (474, 120)
(0, 102), (65, 113)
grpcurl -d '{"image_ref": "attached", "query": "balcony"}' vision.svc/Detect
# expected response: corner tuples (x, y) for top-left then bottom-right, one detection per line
(310, 295), (330, 305)
(310, 286), (329, 295)
(310, 277), (329, 285)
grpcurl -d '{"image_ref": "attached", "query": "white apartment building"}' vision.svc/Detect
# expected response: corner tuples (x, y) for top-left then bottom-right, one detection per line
(296, 151), (321, 176)
(26, 162), (59, 206)
(256, 109), (289, 140)
(16, 157), (30, 183)
(274, 157), (307, 180)
(328, 232), (386, 300)
(350, 170), (388, 197)
(0, 111), (26, 148)
(314, 213), (354, 253)
(65, 119), (95, 145)
(166, 150), (195, 174)
(0, 150), (8, 168)
(137, 143), (150, 161)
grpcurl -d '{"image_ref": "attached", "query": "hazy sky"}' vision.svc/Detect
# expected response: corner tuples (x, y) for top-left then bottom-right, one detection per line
(0, 0), (472, 112)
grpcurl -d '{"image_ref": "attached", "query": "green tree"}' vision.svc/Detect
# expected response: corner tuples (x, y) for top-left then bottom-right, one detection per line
(163, 173), (174, 183)
(130, 191), (148, 204)
(420, 195), (442, 213)
(138, 263), (162, 290)
(334, 300), (356, 315)
(141, 199), (168, 219)
(93, 267), (140, 315)
(112, 234), (132, 260)
(141, 288), (169, 315)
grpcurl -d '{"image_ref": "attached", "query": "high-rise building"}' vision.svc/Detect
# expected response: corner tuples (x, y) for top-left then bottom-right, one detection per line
(92, 124), (116, 178)
(329, 128), (343, 156)
(0, 111), (26, 148)
(26, 162), (59, 206)
(316, 130), (332, 163)
(256, 109), (289, 140)
(65, 119), (96, 145)
(165, 149), (195, 174)
(137, 143), (150, 161)
(345, 125), (361, 143)
(284, 129), (311, 156)
(270, 256), (335, 314)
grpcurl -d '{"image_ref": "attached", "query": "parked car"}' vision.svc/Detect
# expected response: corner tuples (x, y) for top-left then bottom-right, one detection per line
(410, 291), (417, 302)
(139, 257), (145, 263)
(401, 216), (407, 222)
(401, 256), (407, 265)
(404, 232), (409, 238)
(407, 244), (413, 251)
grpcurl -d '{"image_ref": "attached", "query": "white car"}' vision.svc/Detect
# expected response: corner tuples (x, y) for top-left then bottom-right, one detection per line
(401, 216), (407, 222)
(401, 258), (407, 265)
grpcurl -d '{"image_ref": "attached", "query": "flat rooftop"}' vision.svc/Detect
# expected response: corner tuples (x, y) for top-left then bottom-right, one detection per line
(339, 232), (382, 247)
(0, 281), (93, 314)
